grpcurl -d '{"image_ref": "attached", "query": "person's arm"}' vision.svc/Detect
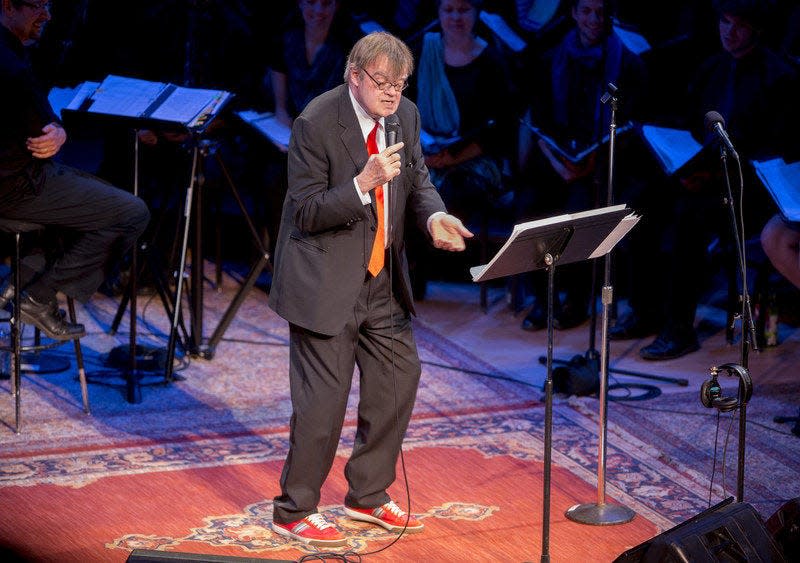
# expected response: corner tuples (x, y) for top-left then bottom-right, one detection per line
(425, 141), (482, 169)
(537, 139), (596, 182)
(761, 214), (800, 289)
(352, 139), (405, 204)
(288, 114), (394, 234)
(270, 69), (293, 128)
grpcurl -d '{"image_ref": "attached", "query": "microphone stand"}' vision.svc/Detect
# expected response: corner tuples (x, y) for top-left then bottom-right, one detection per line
(566, 83), (635, 525)
(539, 83), (688, 390)
(717, 145), (755, 502)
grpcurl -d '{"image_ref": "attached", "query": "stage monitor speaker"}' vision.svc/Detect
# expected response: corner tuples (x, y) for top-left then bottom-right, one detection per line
(766, 497), (800, 560)
(126, 550), (294, 563)
(613, 497), (786, 562)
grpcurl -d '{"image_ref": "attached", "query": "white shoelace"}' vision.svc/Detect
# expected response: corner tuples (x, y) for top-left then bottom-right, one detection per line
(305, 513), (334, 530)
(383, 500), (406, 518)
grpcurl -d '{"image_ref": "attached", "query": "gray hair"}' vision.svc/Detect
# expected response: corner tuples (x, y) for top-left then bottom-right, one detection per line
(343, 31), (414, 82)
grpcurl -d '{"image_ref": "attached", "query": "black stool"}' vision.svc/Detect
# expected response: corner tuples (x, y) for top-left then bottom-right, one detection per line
(0, 218), (90, 434)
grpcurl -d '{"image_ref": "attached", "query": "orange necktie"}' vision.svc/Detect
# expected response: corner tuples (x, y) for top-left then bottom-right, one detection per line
(366, 121), (385, 276)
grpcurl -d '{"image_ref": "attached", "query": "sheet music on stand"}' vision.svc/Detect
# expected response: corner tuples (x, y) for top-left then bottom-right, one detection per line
(48, 81), (100, 119)
(62, 74), (233, 130)
(752, 157), (800, 222)
(639, 124), (705, 176)
(521, 119), (635, 165)
(236, 110), (292, 152)
(470, 204), (640, 282)
(420, 129), (462, 155)
(53, 75), (233, 401)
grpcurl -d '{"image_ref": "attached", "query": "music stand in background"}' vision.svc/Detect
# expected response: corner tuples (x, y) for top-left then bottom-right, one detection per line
(471, 204), (640, 562)
(163, 132), (273, 382)
(61, 75), (270, 398)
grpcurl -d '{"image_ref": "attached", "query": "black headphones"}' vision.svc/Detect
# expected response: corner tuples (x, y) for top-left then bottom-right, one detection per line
(700, 363), (753, 412)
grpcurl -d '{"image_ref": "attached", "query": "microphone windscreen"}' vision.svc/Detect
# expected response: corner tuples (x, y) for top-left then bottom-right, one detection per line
(704, 110), (725, 132)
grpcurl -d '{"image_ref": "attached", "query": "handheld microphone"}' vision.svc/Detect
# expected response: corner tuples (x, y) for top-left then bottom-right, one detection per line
(386, 114), (399, 147)
(385, 114), (401, 245)
(704, 111), (739, 160)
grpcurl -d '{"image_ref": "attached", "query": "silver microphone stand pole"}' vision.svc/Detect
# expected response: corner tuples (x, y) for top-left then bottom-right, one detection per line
(566, 83), (635, 525)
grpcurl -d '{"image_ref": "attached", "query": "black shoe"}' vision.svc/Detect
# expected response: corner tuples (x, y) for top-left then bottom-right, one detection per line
(1, 283), (67, 319)
(521, 303), (546, 331)
(639, 330), (699, 361)
(553, 301), (588, 330)
(17, 293), (85, 341)
(609, 313), (659, 340)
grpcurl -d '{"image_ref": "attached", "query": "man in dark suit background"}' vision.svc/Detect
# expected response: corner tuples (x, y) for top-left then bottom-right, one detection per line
(0, 0), (150, 339)
(268, 31), (472, 546)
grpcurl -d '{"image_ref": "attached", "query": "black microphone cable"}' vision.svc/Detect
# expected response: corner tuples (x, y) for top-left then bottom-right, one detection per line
(301, 117), (414, 562)
(705, 112), (753, 350)
(356, 115), (416, 556)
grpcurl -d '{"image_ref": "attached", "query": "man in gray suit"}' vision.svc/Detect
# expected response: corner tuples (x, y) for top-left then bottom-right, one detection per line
(269, 31), (472, 547)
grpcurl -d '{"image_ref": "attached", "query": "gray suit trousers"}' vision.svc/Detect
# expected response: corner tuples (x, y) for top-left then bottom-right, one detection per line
(272, 268), (422, 524)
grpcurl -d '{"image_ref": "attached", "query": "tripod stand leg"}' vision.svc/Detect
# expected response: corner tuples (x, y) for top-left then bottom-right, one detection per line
(165, 146), (199, 382)
(109, 290), (131, 336)
(608, 367), (688, 386)
(206, 253), (270, 357)
(145, 242), (191, 348)
(200, 150), (274, 356)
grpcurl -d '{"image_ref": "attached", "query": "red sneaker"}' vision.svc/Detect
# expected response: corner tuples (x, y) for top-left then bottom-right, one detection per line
(344, 500), (424, 533)
(272, 513), (347, 546)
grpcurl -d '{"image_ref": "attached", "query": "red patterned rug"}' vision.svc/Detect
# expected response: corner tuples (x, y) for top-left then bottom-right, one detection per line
(1, 283), (794, 561)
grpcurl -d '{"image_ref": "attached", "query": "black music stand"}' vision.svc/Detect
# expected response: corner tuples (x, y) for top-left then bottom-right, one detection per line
(62, 75), (238, 400)
(163, 133), (273, 382)
(472, 204), (640, 562)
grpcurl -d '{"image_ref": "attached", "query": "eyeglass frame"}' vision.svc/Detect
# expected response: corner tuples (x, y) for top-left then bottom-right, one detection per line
(17, 1), (51, 12)
(360, 67), (408, 94)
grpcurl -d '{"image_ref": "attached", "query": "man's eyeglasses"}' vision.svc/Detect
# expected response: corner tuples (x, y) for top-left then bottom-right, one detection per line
(360, 67), (408, 93)
(18, 1), (51, 13)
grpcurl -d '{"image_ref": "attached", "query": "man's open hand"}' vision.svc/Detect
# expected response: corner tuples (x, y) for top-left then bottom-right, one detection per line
(429, 213), (473, 252)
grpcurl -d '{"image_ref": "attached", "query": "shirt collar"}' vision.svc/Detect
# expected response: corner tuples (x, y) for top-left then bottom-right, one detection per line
(348, 86), (384, 142)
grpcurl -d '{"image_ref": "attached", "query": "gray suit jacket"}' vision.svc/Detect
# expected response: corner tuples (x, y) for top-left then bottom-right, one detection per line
(268, 84), (447, 336)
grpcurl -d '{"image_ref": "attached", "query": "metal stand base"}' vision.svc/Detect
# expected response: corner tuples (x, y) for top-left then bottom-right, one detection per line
(1, 352), (70, 378)
(774, 408), (800, 437)
(18, 352), (71, 374)
(565, 502), (635, 525)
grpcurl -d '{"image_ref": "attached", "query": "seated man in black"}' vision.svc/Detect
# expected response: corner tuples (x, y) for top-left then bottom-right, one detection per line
(0, 0), (150, 339)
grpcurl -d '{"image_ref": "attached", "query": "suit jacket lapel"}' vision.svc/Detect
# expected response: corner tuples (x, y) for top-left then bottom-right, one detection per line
(338, 86), (367, 175)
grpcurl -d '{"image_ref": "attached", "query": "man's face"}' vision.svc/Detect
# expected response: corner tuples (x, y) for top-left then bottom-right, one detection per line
(3, 1), (51, 45)
(719, 13), (758, 58)
(349, 55), (407, 120)
(572, 0), (606, 47)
